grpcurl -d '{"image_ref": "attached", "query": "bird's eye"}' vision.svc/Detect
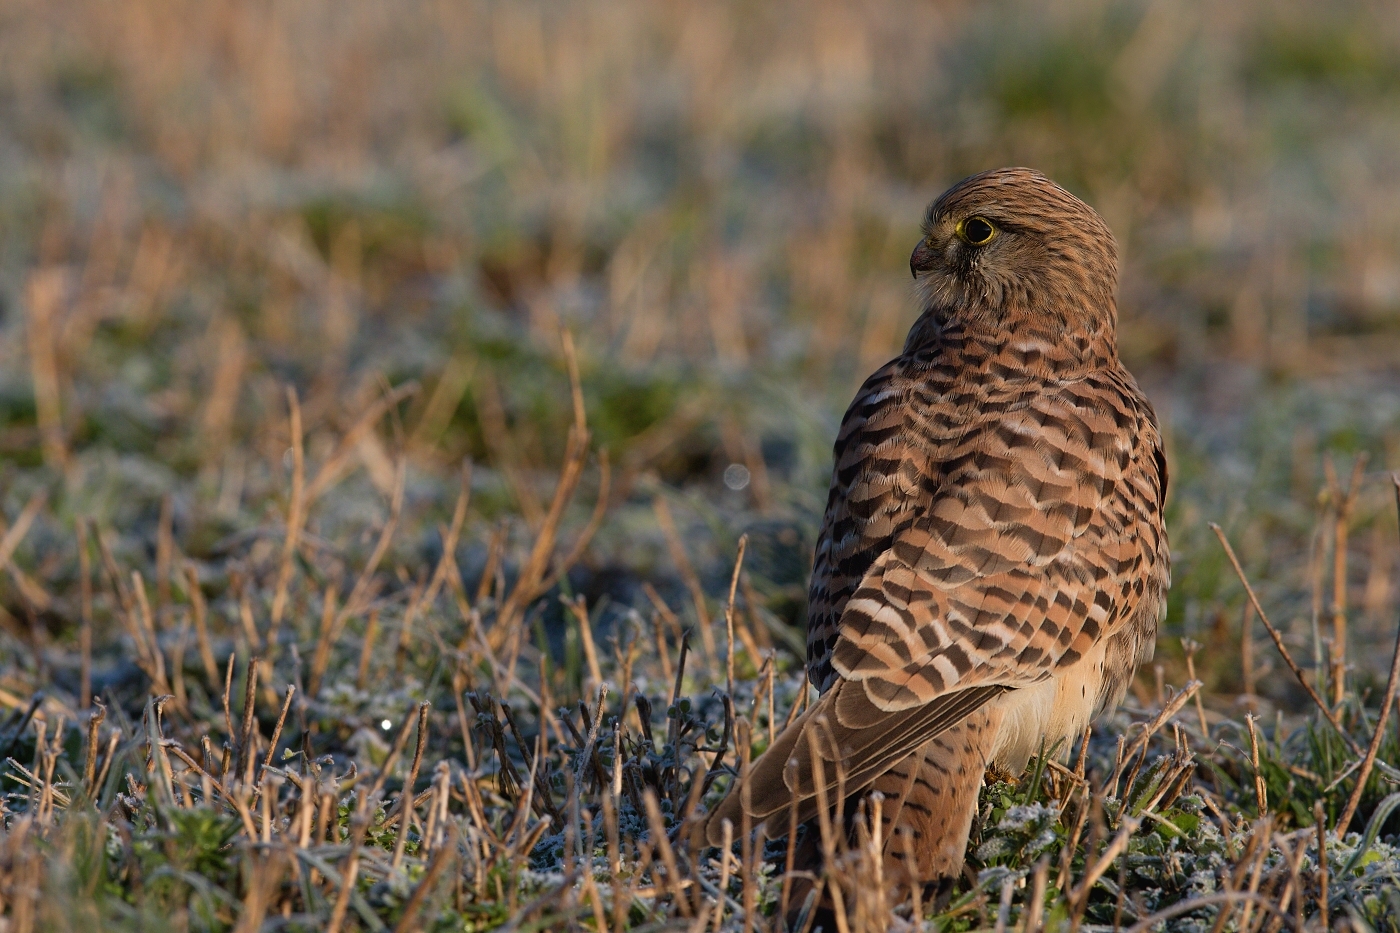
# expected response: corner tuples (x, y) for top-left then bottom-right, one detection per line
(958, 216), (996, 246)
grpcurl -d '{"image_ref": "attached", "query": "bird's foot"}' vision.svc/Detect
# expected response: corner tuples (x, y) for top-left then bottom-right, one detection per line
(983, 763), (1016, 785)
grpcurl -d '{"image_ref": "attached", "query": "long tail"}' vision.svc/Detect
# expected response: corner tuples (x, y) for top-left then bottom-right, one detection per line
(867, 705), (1002, 892)
(705, 680), (1004, 847)
(762, 706), (1004, 927)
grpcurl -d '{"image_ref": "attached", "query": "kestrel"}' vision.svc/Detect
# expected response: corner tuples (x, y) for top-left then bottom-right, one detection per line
(707, 168), (1169, 907)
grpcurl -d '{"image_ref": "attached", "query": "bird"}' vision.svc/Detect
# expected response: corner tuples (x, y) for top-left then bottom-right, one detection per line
(705, 168), (1170, 911)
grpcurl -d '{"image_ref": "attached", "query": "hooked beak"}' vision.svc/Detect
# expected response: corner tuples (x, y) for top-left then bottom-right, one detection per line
(910, 238), (936, 279)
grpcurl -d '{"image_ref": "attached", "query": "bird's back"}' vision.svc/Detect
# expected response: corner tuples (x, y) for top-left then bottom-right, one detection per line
(806, 322), (1168, 714)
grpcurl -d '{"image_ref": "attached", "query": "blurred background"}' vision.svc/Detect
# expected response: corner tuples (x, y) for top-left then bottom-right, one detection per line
(3, 0), (1400, 708)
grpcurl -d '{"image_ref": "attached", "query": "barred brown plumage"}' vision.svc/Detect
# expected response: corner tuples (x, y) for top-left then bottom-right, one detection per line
(705, 168), (1170, 909)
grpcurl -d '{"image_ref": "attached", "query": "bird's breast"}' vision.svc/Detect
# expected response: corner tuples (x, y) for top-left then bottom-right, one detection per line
(988, 635), (1110, 773)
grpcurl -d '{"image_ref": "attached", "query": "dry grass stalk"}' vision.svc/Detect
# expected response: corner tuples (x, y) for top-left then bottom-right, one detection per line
(1308, 518), (1328, 698)
(1240, 599), (1257, 702)
(1326, 453), (1367, 704)
(994, 875), (1015, 933)
(155, 494), (174, 623)
(24, 269), (68, 470)
(199, 315), (248, 461)
(260, 684), (296, 785)
(335, 456), (406, 630)
(410, 354), (475, 454)
(220, 653), (236, 745)
(492, 336), (602, 655)
(1181, 638), (1210, 736)
(75, 519), (94, 711)
(1245, 714), (1268, 816)
(1209, 823), (1254, 930)
(168, 615), (191, 712)
(392, 825), (456, 933)
(806, 717), (848, 933)
(308, 585), (341, 697)
(234, 656), (261, 787)
(0, 493), (49, 597)
(1210, 523), (1363, 755)
(724, 535), (748, 701)
(643, 582), (686, 674)
(653, 497), (717, 666)
(1024, 854), (1049, 933)
(1267, 834), (1310, 931)
(325, 790), (372, 933)
(1107, 680), (1200, 797)
(711, 817), (733, 933)
(317, 476), (405, 684)
(236, 584), (263, 655)
(1236, 818), (1274, 932)
(1069, 816), (1140, 929)
(473, 370), (545, 528)
(82, 702), (106, 794)
(129, 571), (171, 696)
(567, 596), (605, 694)
(475, 523), (505, 607)
(162, 741), (231, 807)
(418, 461), (473, 609)
(183, 564), (220, 693)
(642, 789), (691, 918)
(368, 706), (422, 801)
(355, 607), (379, 691)
(268, 387), (307, 647)
(392, 701), (432, 870)
(736, 721), (756, 933)
(92, 729), (119, 798)
(1057, 785), (1094, 896)
(1314, 800), (1329, 929)
(393, 575), (427, 677)
(536, 448), (610, 597)
(1336, 475), (1400, 833)
(427, 762), (454, 853)
(302, 381), (421, 505)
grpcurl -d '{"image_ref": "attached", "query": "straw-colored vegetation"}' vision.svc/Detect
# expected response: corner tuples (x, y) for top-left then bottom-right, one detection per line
(3, 0), (1400, 929)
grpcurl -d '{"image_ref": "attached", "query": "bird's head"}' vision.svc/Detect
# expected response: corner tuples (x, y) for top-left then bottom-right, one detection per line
(909, 168), (1119, 351)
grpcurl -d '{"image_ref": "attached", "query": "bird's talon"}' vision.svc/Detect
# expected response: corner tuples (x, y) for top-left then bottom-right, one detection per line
(984, 765), (1015, 786)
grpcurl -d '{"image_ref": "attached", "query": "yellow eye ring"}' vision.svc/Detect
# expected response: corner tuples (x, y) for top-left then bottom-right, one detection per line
(957, 216), (997, 246)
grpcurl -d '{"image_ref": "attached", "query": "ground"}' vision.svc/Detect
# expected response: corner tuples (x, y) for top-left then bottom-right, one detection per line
(2, 1), (1400, 929)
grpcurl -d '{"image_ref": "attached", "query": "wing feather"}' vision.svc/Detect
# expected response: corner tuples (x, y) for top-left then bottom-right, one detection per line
(706, 681), (1003, 843)
(709, 349), (1168, 843)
